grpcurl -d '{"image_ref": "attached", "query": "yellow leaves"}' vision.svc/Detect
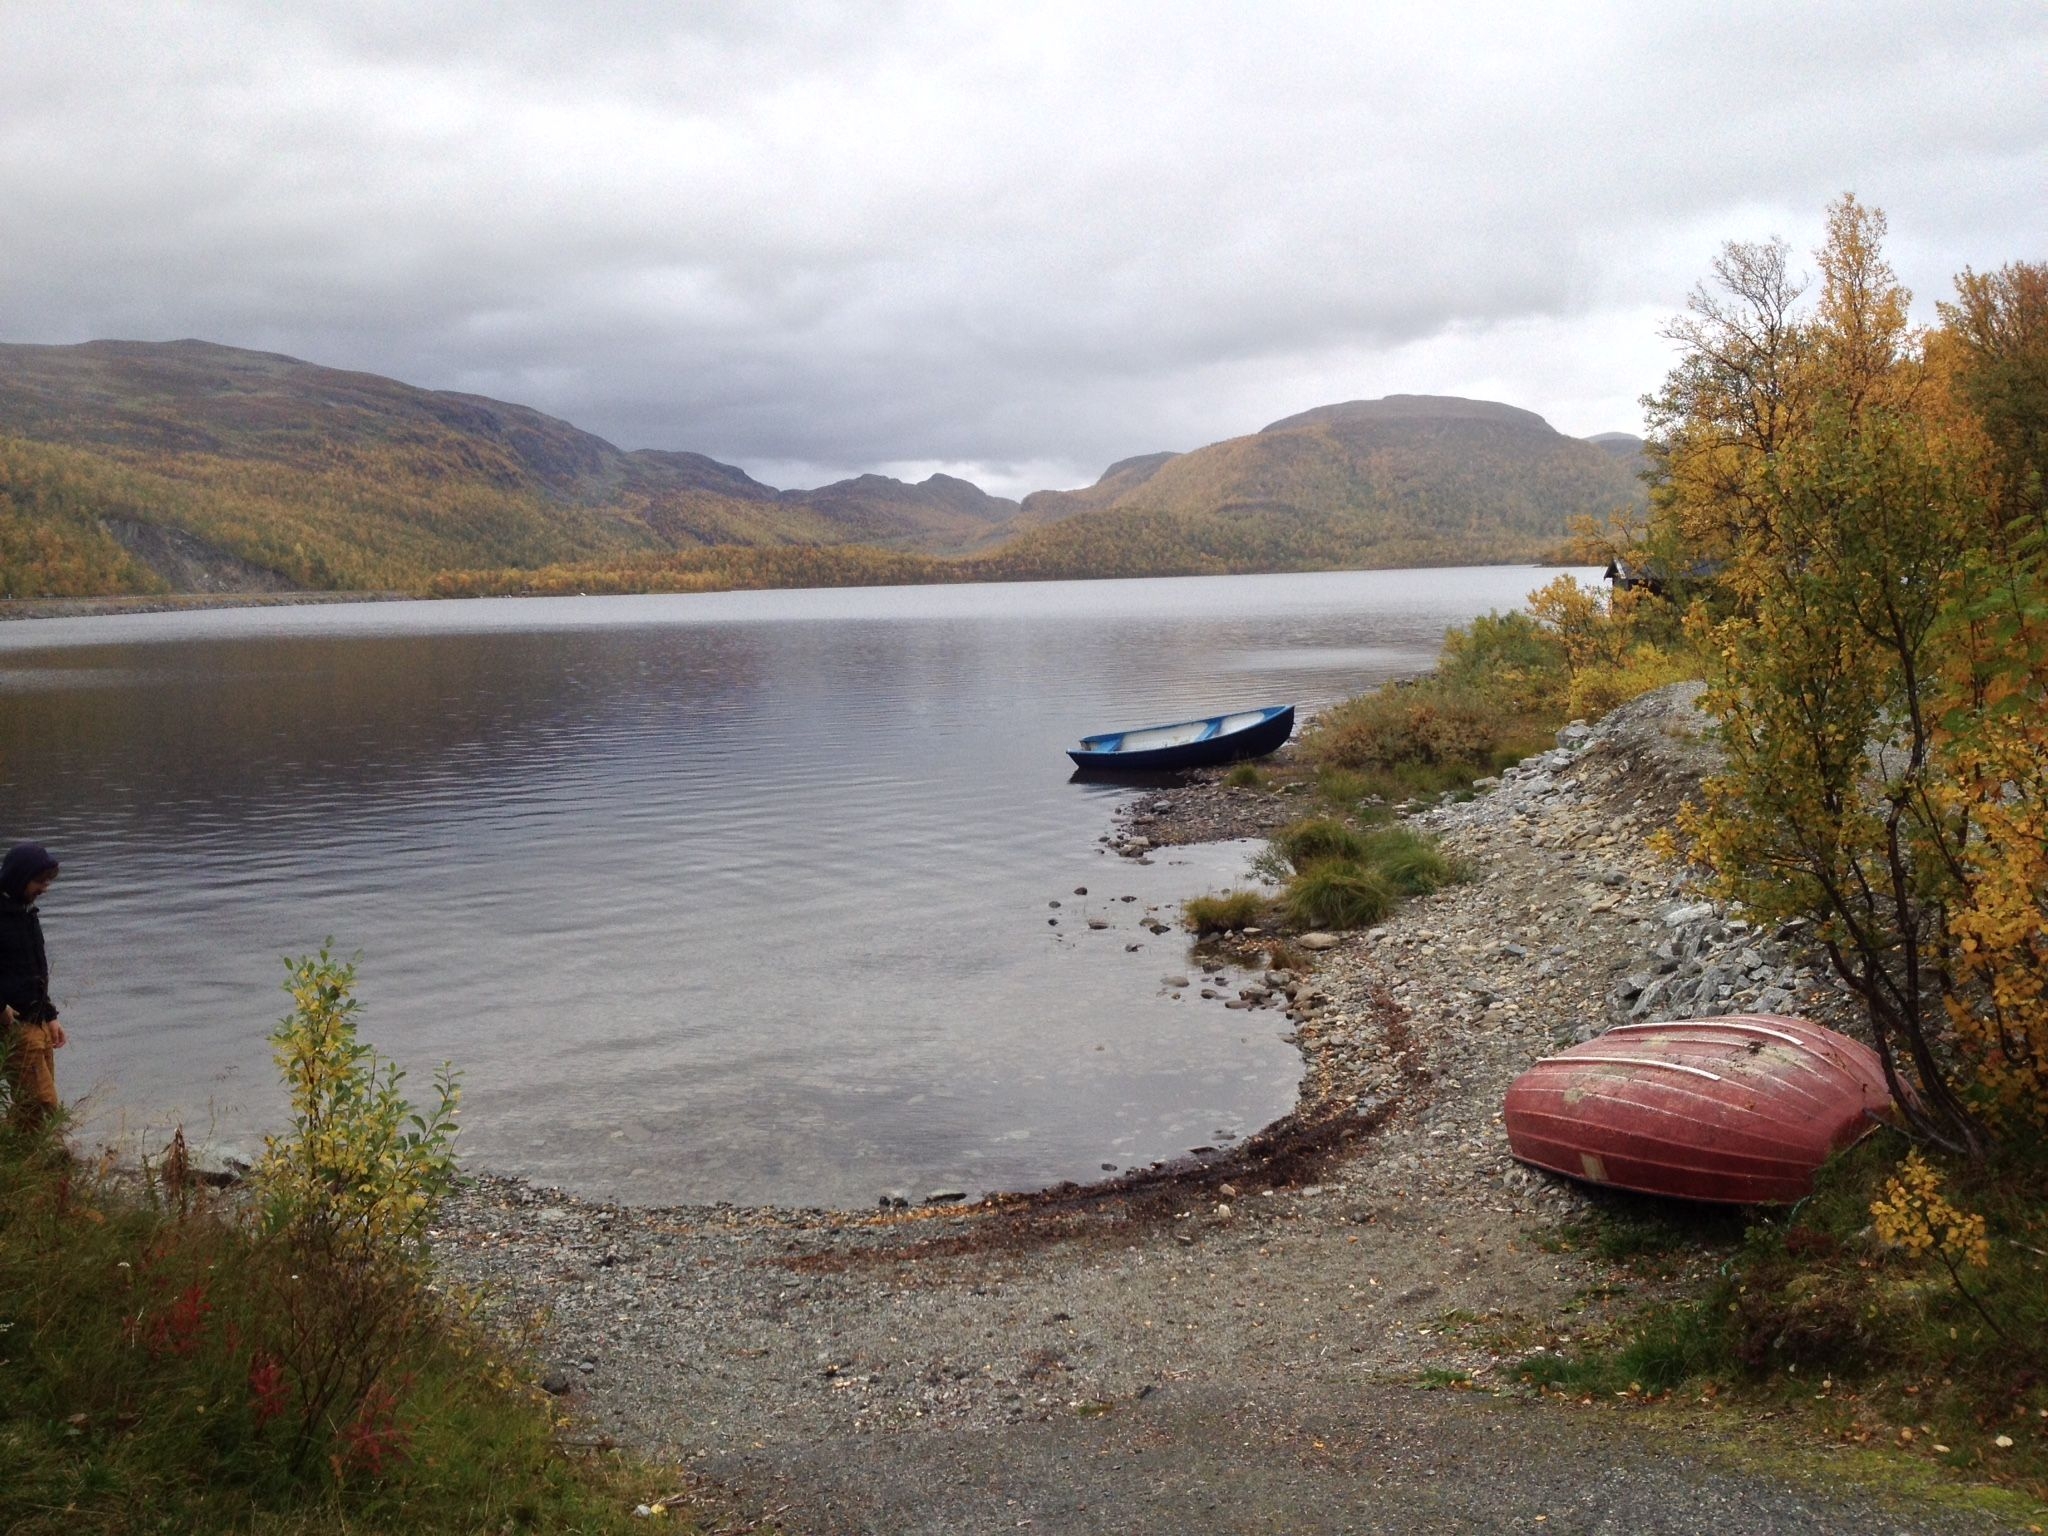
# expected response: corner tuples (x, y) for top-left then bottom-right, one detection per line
(1871, 1151), (1991, 1270)
(256, 949), (461, 1272)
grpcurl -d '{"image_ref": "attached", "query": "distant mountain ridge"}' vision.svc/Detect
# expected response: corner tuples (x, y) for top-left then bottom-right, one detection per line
(0, 338), (1641, 597)
(0, 339), (1016, 555)
(1003, 392), (1645, 574)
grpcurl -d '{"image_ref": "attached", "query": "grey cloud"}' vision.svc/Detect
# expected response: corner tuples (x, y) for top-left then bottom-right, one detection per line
(3, 1), (2042, 492)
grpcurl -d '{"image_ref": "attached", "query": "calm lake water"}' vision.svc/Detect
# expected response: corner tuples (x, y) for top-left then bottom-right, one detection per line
(0, 567), (1576, 1207)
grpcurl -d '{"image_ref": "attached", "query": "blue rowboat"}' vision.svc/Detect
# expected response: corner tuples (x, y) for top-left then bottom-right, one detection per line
(1068, 704), (1295, 773)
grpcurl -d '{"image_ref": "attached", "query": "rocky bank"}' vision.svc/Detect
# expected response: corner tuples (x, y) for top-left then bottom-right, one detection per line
(432, 683), (2032, 1533)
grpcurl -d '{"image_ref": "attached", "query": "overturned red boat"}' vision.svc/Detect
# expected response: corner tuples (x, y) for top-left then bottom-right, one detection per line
(1503, 1015), (1893, 1205)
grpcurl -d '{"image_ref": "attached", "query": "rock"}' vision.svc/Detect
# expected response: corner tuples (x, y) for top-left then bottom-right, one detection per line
(1073, 887), (1088, 896)
(1298, 932), (1341, 951)
(1086, 918), (1110, 930)
(924, 1190), (967, 1205)
(1556, 721), (1593, 750)
(1662, 901), (1716, 928)
(1163, 975), (1191, 989)
(877, 1191), (911, 1210)
(190, 1142), (255, 1186)
(540, 1368), (574, 1395)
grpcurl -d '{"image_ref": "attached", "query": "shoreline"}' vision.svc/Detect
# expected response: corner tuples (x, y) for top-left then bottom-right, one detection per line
(419, 683), (2014, 1531)
(0, 590), (413, 622)
(0, 562), (1582, 626)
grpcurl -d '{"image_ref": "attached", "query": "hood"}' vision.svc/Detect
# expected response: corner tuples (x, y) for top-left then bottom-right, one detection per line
(0, 843), (59, 902)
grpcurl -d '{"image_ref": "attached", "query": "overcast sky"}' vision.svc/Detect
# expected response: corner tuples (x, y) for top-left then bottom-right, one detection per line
(3, 2), (2043, 497)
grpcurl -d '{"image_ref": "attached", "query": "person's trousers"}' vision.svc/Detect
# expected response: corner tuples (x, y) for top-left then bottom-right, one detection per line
(3, 1020), (58, 1135)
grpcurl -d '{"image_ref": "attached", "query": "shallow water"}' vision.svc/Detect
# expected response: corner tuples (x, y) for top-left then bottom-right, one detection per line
(0, 567), (1578, 1206)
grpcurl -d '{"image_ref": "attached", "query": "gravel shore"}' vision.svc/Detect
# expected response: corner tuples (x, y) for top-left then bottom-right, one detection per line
(434, 683), (2038, 1532)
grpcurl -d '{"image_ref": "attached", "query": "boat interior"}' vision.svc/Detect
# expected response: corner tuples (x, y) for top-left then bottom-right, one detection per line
(1083, 708), (1273, 754)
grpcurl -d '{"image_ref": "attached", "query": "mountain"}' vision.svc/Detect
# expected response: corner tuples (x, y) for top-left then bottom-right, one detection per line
(0, 339), (1009, 594)
(982, 395), (1647, 575)
(781, 471), (1017, 553)
(0, 339), (1645, 599)
(1014, 451), (1178, 528)
(1583, 430), (1649, 462)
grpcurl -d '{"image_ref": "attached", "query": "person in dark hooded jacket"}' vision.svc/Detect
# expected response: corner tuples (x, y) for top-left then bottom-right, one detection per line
(0, 842), (63, 1134)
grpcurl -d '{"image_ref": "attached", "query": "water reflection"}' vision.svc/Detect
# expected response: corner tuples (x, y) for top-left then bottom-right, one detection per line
(0, 567), (1577, 1206)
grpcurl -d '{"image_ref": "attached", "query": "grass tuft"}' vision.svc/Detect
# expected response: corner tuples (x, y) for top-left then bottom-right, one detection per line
(1182, 889), (1265, 934)
(1273, 818), (1372, 870)
(1259, 818), (1465, 932)
(1282, 863), (1396, 930)
(1358, 825), (1466, 895)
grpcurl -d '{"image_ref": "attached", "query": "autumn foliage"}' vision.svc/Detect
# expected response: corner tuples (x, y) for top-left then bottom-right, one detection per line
(1645, 197), (2048, 1149)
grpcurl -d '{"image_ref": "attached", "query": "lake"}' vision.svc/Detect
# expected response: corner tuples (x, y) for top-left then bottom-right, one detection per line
(0, 566), (1577, 1207)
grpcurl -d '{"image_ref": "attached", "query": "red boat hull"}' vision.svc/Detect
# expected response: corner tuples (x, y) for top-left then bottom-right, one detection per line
(1503, 1016), (1892, 1205)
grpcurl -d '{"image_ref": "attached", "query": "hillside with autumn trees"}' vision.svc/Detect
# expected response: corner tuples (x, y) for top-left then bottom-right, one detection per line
(0, 339), (1644, 599)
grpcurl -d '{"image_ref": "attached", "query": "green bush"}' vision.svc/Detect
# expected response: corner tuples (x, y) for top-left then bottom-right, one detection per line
(1305, 684), (1505, 773)
(1302, 596), (1692, 794)
(1262, 818), (1464, 931)
(255, 949), (461, 1475)
(1273, 817), (1371, 870)
(1313, 767), (1376, 808)
(1358, 826), (1463, 895)
(1439, 609), (1571, 705)
(1283, 863), (1396, 929)
(0, 955), (688, 1534)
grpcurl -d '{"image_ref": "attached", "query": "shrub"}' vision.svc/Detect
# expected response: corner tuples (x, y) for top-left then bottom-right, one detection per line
(1223, 763), (1264, 788)
(1260, 817), (1465, 932)
(1313, 767), (1375, 808)
(1305, 582), (1692, 795)
(1307, 685), (1502, 772)
(0, 955), (685, 1533)
(1358, 826), (1463, 895)
(1273, 817), (1371, 870)
(1182, 889), (1265, 934)
(1438, 608), (1570, 710)
(256, 949), (461, 1475)
(1283, 863), (1396, 929)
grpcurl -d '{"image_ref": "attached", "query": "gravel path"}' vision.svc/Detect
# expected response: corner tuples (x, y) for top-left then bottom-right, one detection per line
(435, 684), (2041, 1533)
